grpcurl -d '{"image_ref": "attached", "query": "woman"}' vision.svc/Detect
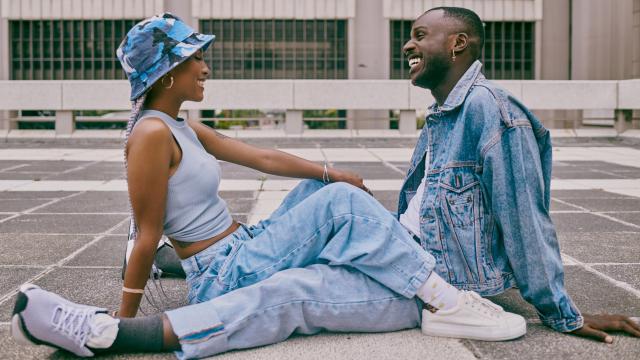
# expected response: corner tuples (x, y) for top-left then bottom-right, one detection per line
(11, 13), (525, 359)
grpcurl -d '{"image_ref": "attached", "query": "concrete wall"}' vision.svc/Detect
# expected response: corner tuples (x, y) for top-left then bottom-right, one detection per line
(0, 0), (164, 19)
(191, 0), (355, 19)
(571, 0), (635, 80)
(634, 0), (640, 77)
(382, 0), (543, 21)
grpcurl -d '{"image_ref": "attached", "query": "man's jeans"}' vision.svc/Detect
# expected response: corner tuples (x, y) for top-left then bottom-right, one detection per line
(165, 180), (434, 359)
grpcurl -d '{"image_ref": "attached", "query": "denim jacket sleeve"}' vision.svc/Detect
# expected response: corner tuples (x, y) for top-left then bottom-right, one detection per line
(481, 125), (584, 332)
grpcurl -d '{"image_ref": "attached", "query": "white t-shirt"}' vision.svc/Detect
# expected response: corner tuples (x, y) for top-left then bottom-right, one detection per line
(399, 154), (429, 237)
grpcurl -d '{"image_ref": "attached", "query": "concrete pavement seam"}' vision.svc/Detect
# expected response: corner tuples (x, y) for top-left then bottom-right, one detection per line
(551, 197), (640, 230)
(0, 191), (86, 224)
(561, 253), (640, 298)
(0, 217), (131, 306)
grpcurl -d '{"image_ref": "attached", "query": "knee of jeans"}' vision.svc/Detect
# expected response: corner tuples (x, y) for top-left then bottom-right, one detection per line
(297, 179), (326, 192)
(325, 182), (368, 202)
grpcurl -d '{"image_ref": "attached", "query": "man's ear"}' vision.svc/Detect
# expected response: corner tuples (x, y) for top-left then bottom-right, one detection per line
(453, 32), (469, 53)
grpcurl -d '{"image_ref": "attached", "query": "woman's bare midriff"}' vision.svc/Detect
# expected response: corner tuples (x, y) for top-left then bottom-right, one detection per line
(168, 220), (240, 259)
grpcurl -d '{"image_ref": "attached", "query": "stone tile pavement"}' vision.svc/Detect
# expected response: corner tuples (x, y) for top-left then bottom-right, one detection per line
(0, 136), (639, 359)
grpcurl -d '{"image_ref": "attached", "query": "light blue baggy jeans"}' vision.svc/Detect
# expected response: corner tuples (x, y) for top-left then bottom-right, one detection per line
(165, 180), (435, 359)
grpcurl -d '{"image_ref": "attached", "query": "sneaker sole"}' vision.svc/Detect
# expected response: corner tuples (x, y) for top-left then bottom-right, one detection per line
(422, 315), (526, 341)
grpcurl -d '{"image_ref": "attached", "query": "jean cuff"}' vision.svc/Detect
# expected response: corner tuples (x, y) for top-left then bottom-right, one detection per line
(401, 262), (433, 298)
(541, 314), (584, 333)
(165, 302), (228, 360)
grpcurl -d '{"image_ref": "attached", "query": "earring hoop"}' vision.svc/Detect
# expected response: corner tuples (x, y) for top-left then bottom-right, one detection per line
(452, 49), (456, 62)
(161, 75), (174, 89)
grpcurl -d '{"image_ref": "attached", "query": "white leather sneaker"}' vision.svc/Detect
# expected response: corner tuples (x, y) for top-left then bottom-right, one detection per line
(422, 290), (526, 341)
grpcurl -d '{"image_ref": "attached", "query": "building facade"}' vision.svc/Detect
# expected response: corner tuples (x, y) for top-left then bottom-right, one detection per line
(0, 0), (638, 130)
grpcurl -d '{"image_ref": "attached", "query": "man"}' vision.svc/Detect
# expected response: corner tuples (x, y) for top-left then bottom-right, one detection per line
(399, 6), (640, 342)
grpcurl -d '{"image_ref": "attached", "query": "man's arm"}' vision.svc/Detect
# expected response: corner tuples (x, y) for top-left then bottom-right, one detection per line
(481, 124), (640, 341)
(481, 125), (583, 332)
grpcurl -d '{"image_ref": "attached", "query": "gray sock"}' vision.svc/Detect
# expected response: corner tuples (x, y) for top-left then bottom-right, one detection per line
(92, 314), (164, 354)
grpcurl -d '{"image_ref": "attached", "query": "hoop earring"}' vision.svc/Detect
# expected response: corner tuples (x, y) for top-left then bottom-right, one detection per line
(161, 75), (174, 89)
(452, 49), (456, 62)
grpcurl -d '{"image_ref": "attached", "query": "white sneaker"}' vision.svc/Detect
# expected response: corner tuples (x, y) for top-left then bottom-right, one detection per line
(422, 290), (526, 341)
(11, 284), (119, 357)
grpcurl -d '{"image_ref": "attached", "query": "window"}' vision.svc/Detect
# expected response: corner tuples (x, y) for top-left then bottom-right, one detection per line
(200, 19), (348, 79)
(390, 20), (535, 80)
(10, 19), (139, 80)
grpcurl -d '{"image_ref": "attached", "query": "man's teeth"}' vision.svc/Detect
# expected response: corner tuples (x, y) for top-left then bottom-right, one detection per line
(408, 58), (421, 68)
(197, 80), (205, 87)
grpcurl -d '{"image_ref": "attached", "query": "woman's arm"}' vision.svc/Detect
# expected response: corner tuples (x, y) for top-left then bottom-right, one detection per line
(189, 120), (369, 191)
(119, 118), (173, 317)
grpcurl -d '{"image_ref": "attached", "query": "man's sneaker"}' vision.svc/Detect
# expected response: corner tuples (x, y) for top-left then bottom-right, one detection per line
(11, 283), (119, 357)
(422, 290), (526, 341)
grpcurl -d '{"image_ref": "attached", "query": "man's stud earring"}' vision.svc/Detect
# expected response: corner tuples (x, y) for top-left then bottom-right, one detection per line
(452, 49), (456, 62)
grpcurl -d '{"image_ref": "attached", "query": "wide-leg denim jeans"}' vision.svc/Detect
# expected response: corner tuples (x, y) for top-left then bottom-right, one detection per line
(165, 180), (435, 359)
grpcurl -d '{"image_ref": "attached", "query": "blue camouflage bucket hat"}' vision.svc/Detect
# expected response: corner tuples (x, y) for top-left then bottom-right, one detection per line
(116, 13), (215, 100)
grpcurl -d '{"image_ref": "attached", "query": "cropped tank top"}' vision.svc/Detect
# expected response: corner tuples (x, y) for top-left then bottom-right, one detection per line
(135, 110), (233, 242)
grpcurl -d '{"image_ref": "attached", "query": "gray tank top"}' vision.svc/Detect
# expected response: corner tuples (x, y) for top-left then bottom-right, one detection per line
(135, 110), (232, 242)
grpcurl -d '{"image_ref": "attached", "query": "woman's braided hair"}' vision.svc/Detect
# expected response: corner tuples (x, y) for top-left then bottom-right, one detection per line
(124, 94), (147, 242)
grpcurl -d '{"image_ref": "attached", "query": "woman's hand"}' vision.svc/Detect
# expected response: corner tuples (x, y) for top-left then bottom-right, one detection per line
(330, 169), (373, 196)
(571, 314), (640, 343)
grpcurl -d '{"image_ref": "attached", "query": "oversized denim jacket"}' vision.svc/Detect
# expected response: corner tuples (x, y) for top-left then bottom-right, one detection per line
(398, 61), (583, 332)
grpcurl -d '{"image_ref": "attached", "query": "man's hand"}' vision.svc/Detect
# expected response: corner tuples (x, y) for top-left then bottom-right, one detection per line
(330, 169), (373, 196)
(571, 314), (640, 343)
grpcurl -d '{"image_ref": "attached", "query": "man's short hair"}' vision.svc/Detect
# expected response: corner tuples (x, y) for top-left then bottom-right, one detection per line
(425, 7), (485, 59)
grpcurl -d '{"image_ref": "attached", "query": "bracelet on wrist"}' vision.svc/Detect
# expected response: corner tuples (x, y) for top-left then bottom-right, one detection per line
(323, 163), (331, 184)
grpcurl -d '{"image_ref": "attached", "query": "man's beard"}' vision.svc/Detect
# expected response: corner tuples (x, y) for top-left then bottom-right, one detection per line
(414, 52), (450, 90)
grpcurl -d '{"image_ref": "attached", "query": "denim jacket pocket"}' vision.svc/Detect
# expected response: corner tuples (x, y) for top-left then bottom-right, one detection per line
(439, 169), (479, 227)
(437, 167), (483, 284)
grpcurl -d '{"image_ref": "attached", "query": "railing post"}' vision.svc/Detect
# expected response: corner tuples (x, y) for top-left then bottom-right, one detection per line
(187, 110), (199, 121)
(285, 110), (303, 134)
(55, 111), (75, 135)
(0, 110), (16, 130)
(615, 109), (632, 134)
(399, 110), (416, 135)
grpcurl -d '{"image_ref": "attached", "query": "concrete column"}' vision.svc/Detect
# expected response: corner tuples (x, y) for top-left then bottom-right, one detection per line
(351, 0), (390, 130)
(399, 110), (417, 135)
(285, 110), (303, 134)
(634, 0), (640, 77)
(55, 111), (75, 135)
(0, 6), (12, 130)
(540, 0), (571, 80)
(615, 109), (632, 134)
(164, 0), (196, 29)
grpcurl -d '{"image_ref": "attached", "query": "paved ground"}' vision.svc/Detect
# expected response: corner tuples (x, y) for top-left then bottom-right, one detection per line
(0, 134), (639, 359)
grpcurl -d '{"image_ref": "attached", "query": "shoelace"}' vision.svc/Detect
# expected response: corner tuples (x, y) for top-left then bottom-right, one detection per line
(51, 305), (107, 348)
(464, 291), (504, 317)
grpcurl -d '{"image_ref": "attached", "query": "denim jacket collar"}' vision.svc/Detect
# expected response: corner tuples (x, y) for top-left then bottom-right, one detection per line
(427, 60), (483, 115)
